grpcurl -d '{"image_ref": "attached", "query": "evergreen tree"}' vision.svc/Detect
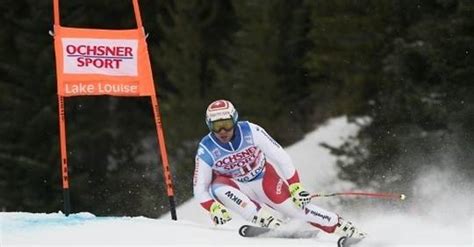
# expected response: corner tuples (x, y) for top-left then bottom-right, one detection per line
(304, 0), (390, 117)
(0, 0), (59, 212)
(216, 0), (312, 144)
(150, 0), (238, 202)
(329, 0), (474, 192)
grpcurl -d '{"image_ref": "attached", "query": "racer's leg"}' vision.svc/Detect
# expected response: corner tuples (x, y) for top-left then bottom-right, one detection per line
(251, 163), (339, 233)
(210, 175), (260, 221)
(211, 175), (283, 228)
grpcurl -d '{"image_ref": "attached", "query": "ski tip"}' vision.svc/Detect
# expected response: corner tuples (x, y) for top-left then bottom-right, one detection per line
(238, 225), (273, 238)
(337, 236), (347, 247)
(238, 225), (250, 237)
(337, 236), (364, 247)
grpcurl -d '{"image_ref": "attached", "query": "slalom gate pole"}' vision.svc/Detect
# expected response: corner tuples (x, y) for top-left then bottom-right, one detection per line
(311, 192), (407, 201)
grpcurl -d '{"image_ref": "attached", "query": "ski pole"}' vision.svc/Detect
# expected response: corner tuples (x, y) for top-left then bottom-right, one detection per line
(311, 192), (407, 200)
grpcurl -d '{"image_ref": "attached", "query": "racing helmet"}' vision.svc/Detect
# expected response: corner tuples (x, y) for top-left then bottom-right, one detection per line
(205, 99), (239, 131)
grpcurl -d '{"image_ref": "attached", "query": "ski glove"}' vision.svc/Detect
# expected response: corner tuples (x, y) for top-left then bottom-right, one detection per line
(210, 201), (232, 225)
(289, 182), (311, 209)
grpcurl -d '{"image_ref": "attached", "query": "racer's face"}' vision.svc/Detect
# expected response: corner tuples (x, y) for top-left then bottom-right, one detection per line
(210, 118), (235, 143)
(210, 119), (234, 133)
(214, 127), (234, 143)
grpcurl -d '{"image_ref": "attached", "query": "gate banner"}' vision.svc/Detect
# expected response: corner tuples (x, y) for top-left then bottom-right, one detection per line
(53, 0), (177, 220)
(54, 26), (156, 97)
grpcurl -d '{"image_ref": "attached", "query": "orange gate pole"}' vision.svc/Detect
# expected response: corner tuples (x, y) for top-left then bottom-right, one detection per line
(132, 0), (177, 220)
(58, 95), (71, 216)
(150, 96), (177, 220)
(54, 0), (71, 216)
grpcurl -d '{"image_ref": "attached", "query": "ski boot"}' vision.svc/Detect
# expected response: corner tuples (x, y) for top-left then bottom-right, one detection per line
(335, 217), (366, 239)
(251, 208), (283, 229)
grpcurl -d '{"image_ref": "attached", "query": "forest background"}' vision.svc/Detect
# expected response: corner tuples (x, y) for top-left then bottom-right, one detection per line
(0, 0), (472, 217)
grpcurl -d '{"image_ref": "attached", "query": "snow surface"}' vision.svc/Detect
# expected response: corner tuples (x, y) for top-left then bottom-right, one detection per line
(1, 116), (473, 246)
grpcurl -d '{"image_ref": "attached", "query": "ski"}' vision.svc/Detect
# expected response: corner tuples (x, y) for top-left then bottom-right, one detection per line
(240, 225), (364, 246)
(337, 236), (363, 247)
(238, 225), (319, 238)
(238, 225), (272, 237)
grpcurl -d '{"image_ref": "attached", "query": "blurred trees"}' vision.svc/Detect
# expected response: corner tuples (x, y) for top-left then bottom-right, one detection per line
(216, 0), (315, 142)
(323, 0), (474, 194)
(0, 0), (58, 212)
(0, 0), (472, 216)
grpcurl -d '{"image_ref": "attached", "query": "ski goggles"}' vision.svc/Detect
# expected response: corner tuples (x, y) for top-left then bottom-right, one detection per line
(210, 119), (235, 133)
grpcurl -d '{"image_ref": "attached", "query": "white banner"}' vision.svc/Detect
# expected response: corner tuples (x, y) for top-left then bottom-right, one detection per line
(62, 38), (138, 76)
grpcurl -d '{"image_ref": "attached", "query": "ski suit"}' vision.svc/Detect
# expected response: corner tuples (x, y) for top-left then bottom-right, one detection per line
(193, 121), (339, 233)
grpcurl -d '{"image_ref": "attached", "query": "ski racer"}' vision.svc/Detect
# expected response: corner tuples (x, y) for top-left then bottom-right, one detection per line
(193, 99), (366, 239)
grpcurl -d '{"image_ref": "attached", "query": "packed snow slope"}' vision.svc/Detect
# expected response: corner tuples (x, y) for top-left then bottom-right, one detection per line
(1, 117), (473, 246)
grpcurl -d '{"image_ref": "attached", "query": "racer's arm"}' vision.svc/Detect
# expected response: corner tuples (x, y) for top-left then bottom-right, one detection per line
(249, 123), (300, 185)
(250, 122), (311, 208)
(194, 147), (233, 225)
(193, 148), (215, 211)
